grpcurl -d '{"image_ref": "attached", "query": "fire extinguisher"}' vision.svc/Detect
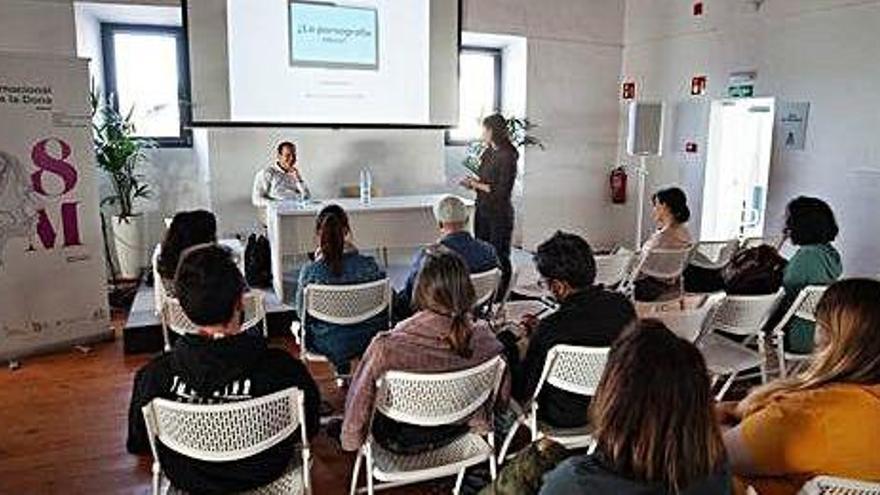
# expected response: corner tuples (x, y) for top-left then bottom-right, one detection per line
(610, 166), (627, 204)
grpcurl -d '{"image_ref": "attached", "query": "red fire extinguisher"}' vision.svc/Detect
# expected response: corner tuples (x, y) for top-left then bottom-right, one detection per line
(610, 166), (627, 204)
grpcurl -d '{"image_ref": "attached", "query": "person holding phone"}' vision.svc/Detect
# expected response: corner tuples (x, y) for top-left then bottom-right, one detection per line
(495, 231), (636, 429)
(460, 114), (518, 297)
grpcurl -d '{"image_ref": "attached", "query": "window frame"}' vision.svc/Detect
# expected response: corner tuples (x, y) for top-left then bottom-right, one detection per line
(101, 23), (193, 148)
(445, 46), (503, 146)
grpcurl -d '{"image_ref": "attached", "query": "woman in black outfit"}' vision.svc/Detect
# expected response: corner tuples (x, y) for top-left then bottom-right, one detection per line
(461, 114), (518, 295)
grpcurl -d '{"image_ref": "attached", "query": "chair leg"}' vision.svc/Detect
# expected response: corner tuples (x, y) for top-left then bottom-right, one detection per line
(151, 462), (161, 495)
(715, 373), (737, 401)
(349, 451), (363, 495)
(488, 433), (497, 481)
(497, 417), (522, 464)
(365, 447), (374, 495)
(757, 333), (768, 384)
(776, 334), (787, 378)
(453, 467), (466, 495)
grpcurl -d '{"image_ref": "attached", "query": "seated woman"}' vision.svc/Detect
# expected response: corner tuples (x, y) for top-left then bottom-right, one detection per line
(719, 279), (880, 495)
(541, 320), (731, 495)
(295, 204), (386, 375)
(775, 196), (842, 353)
(635, 187), (693, 301)
(156, 210), (217, 297)
(340, 246), (509, 454)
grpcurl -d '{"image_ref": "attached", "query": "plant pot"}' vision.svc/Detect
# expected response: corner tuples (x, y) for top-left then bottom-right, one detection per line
(111, 214), (145, 280)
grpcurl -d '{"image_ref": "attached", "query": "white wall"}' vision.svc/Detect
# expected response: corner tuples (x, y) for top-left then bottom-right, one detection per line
(464, 0), (627, 251)
(207, 128), (447, 236)
(621, 0), (880, 275)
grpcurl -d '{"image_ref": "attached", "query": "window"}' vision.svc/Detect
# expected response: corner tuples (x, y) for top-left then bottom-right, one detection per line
(101, 24), (191, 147)
(447, 47), (502, 144)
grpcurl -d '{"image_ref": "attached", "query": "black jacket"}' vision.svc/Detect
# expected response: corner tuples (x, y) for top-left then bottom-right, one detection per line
(476, 144), (519, 217)
(127, 334), (320, 495)
(540, 454), (732, 495)
(500, 288), (635, 428)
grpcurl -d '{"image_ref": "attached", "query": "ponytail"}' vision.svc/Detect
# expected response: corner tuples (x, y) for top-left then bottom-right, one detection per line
(447, 312), (474, 359)
(316, 205), (349, 276)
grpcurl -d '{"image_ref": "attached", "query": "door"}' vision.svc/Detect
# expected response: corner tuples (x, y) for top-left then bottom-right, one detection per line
(700, 98), (775, 241)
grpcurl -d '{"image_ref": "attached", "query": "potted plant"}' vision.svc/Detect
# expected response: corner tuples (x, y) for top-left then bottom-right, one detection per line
(90, 89), (153, 280)
(461, 116), (544, 176)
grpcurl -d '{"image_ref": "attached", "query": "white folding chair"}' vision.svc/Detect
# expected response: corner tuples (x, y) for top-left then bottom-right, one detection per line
(161, 291), (267, 351)
(471, 267), (502, 315)
(771, 285), (828, 378)
(619, 246), (694, 299)
(697, 290), (784, 400)
(689, 240), (739, 270)
(594, 252), (634, 288)
(798, 476), (880, 495)
(497, 345), (608, 462)
(636, 292), (724, 342)
(349, 356), (507, 495)
(291, 278), (392, 376)
(141, 387), (311, 495)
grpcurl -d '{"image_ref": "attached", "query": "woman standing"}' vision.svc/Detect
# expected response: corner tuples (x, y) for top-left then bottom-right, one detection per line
(461, 114), (519, 295)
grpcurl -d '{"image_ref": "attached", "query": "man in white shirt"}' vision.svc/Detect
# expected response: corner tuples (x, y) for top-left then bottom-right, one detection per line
(251, 141), (311, 208)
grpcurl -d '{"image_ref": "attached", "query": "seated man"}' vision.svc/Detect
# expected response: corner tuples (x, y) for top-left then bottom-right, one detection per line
(395, 195), (498, 317)
(497, 232), (636, 428)
(127, 244), (320, 494)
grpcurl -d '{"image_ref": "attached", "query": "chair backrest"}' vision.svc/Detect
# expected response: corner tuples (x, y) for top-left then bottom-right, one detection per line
(690, 240), (739, 269)
(772, 285), (828, 338)
(471, 268), (502, 308)
(303, 278), (391, 326)
(141, 387), (306, 463)
(595, 252), (633, 287)
(535, 345), (610, 398)
(639, 246), (694, 279)
(162, 291), (267, 339)
(707, 290), (784, 337)
(798, 476), (880, 495)
(374, 355), (506, 427)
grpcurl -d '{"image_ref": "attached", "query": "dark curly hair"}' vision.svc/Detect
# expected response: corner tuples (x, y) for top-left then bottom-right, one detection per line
(653, 187), (691, 224)
(785, 196), (838, 245)
(534, 231), (597, 289)
(157, 210), (217, 282)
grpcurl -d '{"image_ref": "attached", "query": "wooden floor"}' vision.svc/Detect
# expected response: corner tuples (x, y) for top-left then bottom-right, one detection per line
(0, 311), (458, 495)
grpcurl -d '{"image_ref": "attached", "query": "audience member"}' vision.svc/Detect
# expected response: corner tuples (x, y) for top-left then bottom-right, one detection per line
(295, 204), (387, 375)
(127, 244), (320, 494)
(155, 210), (217, 296)
(395, 194), (498, 318)
(496, 232), (635, 429)
(541, 321), (731, 495)
(635, 187), (693, 301)
(775, 196), (843, 353)
(340, 246), (509, 454)
(719, 279), (880, 495)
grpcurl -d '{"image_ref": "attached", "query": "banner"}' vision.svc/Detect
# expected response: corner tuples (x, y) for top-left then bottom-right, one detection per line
(0, 52), (111, 361)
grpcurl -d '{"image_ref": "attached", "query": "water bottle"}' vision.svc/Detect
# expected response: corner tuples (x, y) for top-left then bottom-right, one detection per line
(359, 167), (372, 205)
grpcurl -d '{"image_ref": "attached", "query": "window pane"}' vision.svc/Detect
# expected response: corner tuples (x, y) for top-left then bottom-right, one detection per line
(449, 51), (497, 142)
(113, 31), (180, 138)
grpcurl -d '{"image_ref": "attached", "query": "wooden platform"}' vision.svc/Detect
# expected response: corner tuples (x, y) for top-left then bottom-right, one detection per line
(0, 313), (460, 494)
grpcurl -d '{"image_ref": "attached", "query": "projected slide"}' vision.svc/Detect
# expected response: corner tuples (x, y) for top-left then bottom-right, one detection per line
(289, 1), (379, 70)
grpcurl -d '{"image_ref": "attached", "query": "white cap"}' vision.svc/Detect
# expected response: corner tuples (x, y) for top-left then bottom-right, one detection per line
(433, 195), (469, 225)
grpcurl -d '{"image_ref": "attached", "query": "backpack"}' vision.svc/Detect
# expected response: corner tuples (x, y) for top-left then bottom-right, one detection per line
(245, 233), (272, 288)
(721, 245), (787, 295)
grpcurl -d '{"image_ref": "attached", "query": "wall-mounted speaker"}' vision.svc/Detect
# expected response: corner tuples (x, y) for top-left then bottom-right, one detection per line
(627, 101), (664, 156)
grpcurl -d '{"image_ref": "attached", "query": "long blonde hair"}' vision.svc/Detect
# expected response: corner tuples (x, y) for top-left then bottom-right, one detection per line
(739, 278), (880, 416)
(412, 246), (476, 358)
